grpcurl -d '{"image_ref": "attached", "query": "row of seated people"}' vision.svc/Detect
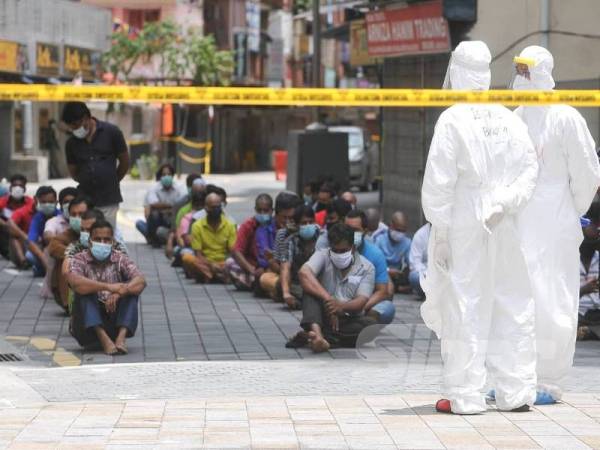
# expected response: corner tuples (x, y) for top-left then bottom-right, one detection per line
(135, 169), (437, 352)
(0, 176), (146, 355)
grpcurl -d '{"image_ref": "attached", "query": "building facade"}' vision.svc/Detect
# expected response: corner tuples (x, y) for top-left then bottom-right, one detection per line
(0, 0), (111, 181)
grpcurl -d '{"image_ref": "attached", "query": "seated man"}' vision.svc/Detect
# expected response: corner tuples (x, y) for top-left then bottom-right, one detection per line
(226, 193), (273, 290)
(315, 198), (353, 250)
(578, 215), (600, 340)
(167, 174), (205, 260)
(44, 187), (78, 241)
(182, 192), (236, 283)
(0, 174), (33, 260)
(136, 163), (186, 246)
(23, 186), (59, 276)
(0, 216), (47, 275)
(173, 190), (206, 267)
(345, 210), (396, 325)
(258, 192), (300, 298)
(314, 182), (337, 226)
(47, 195), (90, 309)
(67, 220), (146, 355)
(409, 222), (430, 299)
(298, 223), (377, 352)
(374, 211), (412, 294)
(278, 205), (320, 310)
(365, 208), (388, 241)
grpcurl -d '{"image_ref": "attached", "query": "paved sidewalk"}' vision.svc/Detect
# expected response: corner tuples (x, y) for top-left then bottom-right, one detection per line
(2, 363), (600, 449)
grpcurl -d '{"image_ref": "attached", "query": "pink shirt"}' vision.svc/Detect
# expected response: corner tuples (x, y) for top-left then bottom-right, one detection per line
(178, 212), (194, 239)
(44, 215), (69, 237)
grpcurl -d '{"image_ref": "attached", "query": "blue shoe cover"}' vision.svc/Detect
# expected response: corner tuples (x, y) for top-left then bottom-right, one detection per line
(486, 390), (496, 401)
(535, 391), (556, 405)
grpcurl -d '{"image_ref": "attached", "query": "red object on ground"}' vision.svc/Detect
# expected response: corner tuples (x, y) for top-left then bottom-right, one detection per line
(435, 399), (452, 414)
(273, 150), (287, 181)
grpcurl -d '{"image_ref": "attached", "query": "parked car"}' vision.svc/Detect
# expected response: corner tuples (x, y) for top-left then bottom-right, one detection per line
(328, 126), (372, 191)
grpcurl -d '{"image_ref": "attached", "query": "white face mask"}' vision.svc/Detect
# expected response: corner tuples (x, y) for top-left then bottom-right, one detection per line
(330, 249), (353, 270)
(72, 125), (88, 139)
(10, 185), (25, 200)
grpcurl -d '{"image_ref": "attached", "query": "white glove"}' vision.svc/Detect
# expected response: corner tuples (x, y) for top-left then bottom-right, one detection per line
(433, 225), (451, 274)
(483, 204), (505, 232)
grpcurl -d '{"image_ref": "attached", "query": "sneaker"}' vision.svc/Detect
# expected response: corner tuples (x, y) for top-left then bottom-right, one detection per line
(435, 399), (452, 414)
(535, 391), (557, 405)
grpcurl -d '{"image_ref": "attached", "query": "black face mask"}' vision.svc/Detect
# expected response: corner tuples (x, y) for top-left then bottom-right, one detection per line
(315, 202), (328, 213)
(207, 206), (222, 220)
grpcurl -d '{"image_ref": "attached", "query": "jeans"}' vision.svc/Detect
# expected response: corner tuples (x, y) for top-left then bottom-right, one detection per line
(70, 293), (139, 348)
(371, 300), (396, 325)
(25, 250), (46, 277)
(136, 211), (171, 245)
(409, 270), (425, 297)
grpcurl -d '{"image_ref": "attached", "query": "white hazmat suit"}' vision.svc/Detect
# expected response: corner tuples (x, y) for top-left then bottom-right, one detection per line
(421, 41), (539, 414)
(512, 46), (600, 401)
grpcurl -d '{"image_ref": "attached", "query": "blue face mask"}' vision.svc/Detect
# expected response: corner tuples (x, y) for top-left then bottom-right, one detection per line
(91, 241), (112, 261)
(299, 224), (318, 240)
(62, 203), (70, 220)
(353, 231), (364, 248)
(80, 231), (90, 248)
(161, 175), (173, 188)
(255, 213), (272, 226)
(38, 203), (56, 217)
(69, 216), (81, 233)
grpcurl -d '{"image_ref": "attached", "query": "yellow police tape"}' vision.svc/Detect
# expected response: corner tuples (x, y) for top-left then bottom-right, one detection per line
(2, 84), (600, 107)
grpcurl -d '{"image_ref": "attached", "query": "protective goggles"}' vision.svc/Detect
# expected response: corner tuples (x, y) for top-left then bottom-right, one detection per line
(508, 56), (536, 89)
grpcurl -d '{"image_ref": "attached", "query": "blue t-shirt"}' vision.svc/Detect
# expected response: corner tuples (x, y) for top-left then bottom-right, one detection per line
(359, 239), (389, 285)
(27, 209), (60, 243)
(374, 231), (411, 270)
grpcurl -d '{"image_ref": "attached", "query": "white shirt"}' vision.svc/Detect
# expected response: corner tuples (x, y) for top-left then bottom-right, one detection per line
(144, 182), (187, 207)
(409, 223), (430, 275)
(580, 250), (600, 316)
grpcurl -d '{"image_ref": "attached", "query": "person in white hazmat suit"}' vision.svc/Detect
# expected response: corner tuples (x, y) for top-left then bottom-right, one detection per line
(510, 46), (600, 404)
(420, 41), (539, 415)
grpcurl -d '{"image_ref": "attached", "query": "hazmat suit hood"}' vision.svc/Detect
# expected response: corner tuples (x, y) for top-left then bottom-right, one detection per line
(442, 41), (491, 91)
(512, 45), (555, 90)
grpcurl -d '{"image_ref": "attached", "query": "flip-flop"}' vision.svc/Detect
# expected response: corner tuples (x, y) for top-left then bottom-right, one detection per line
(105, 348), (119, 356)
(115, 345), (128, 355)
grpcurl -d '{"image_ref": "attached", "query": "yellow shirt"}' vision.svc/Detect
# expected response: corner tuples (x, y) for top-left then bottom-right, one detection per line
(190, 215), (237, 263)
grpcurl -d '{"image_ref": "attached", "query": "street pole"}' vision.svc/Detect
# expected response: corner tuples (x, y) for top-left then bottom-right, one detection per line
(312, 0), (321, 88)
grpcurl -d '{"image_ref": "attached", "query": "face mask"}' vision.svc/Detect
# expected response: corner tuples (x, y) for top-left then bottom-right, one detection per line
(255, 213), (271, 226)
(389, 230), (406, 243)
(207, 206), (222, 220)
(72, 125), (88, 139)
(91, 241), (112, 261)
(10, 186), (25, 200)
(353, 231), (364, 247)
(79, 231), (90, 248)
(38, 203), (56, 217)
(160, 175), (173, 188)
(69, 216), (82, 233)
(62, 203), (70, 220)
(304, 194), (313, 205)
(330, 249), (353, 270)
(511, 75), (533, 91)
(299, 224), (318, 240)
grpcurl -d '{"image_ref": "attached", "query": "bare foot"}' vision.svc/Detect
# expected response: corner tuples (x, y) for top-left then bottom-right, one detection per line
(308, 331), (330, 353)
(102, 343), (118, 356)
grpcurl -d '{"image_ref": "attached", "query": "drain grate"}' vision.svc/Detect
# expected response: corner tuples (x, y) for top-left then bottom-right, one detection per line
(0, 353), (22, 362)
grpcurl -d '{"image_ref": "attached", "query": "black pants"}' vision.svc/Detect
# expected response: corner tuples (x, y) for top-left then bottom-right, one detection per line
(300, 293), (376, 348)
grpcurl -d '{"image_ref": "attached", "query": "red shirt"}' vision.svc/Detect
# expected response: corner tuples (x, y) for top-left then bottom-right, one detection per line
(233, 217), (259, 266)
(0, 195), (33, 213)
(315, 210), (327, 227)
(10, 200), (36, 232)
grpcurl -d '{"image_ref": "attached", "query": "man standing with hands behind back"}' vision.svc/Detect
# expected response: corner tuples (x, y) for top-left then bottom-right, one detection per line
(61, 102), (130, 228)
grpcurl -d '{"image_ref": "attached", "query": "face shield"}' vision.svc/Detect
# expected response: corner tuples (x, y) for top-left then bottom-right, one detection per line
(508, 56), (537, 90)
